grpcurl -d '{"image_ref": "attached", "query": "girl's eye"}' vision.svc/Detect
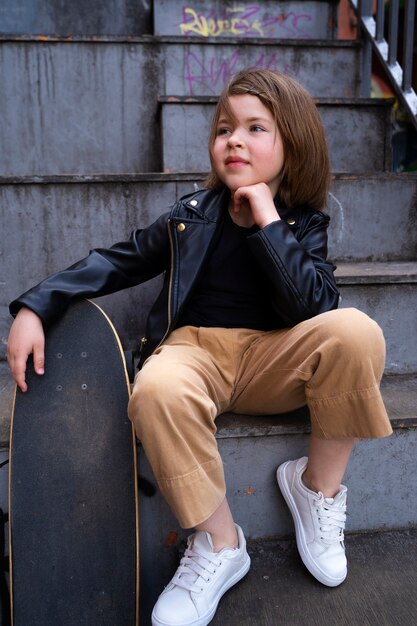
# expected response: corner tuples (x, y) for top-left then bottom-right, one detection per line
(250, 125), (264, 132)
(217, 127), (231, 136)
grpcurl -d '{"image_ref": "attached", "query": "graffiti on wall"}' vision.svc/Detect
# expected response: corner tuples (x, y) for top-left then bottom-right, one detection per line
(183, 49), (299, 94)
(178, 6), (314, 39)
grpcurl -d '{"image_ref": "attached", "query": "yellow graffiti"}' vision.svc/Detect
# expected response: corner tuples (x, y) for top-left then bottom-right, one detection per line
(179, 7), (264, 38)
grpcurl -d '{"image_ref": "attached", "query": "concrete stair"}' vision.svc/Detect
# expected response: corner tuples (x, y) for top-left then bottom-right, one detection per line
(0, 39), (362, 177)
(210, 529), (417, 625)
(1, 174), (416, 371)
(160, 96), (393, 173)
(1, 0), (417, 623)
(134, 374), (417, 619)
(153, 0), (340, 40)
(160, 39), (361, 98)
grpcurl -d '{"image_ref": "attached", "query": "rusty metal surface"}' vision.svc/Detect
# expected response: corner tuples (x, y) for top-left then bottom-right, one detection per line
(0, 0), (152, 36)
(154, 0), (338, 39)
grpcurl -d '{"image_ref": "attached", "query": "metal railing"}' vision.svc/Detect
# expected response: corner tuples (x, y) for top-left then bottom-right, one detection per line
(350, 0), (417, 129)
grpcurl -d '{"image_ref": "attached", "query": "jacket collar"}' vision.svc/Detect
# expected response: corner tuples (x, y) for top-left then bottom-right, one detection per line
(181, 185), (296, 222)
(182, 186), (230, 222)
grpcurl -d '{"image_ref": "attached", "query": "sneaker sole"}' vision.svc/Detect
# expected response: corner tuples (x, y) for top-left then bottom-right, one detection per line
(277, 462), (346, 588)
(151, 553), (251, 626)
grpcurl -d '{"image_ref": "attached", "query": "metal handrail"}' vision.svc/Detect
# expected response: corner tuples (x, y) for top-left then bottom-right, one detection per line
(350, 0), (417, 130)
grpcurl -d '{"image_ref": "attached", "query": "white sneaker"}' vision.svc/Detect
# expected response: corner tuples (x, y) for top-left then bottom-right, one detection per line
(151, 524), (250, 626)
(277, 457), (347, 587)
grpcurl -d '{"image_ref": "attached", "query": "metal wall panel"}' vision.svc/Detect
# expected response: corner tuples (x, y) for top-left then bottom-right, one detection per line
(154, 0), (338, 39)
(0, 42), (164, 176)
(0, 0), (152, 36)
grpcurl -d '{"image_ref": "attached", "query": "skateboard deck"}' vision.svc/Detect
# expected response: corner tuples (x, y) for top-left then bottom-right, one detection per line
(8, 300), (139, 625)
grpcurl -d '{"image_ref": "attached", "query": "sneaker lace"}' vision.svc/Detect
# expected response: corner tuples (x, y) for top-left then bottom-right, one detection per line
(172, 544), (222, 593)
(315, 494), (347, 545)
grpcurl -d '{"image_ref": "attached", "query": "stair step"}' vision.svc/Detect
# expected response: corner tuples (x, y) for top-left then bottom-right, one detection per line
(161, 39), (360, 98)
(154, 0), (339, 39)
(210, 529), (417, 625)
(0, 38), (360, 177)
(335, 261), (417, 284)
(2, 364), (417, 622)
(328, 173), (417, 262)
(0, 40), (165, 176)
(1, 174), (416, 364)
(0, 2), (152, 37)
(336, 262), (417, 374)
(160, 97), (393, 173)
(135, 373), (417, 620)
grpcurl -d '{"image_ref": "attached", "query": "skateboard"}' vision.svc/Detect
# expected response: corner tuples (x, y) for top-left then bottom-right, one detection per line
(8, 300), (139, 625)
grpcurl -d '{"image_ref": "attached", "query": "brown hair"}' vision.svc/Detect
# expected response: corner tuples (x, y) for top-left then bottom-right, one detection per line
(205, 69), (330, 210)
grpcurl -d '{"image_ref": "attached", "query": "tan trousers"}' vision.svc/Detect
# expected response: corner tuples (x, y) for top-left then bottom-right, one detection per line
(128, 308), (392, 528)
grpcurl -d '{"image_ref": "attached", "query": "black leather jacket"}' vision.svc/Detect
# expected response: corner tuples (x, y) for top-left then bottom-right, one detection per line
(10, 187), (340, 366)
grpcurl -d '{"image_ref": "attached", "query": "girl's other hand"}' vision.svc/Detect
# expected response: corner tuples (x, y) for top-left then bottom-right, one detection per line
(7, 307), (45, 392)
(231, 183), (280, 229)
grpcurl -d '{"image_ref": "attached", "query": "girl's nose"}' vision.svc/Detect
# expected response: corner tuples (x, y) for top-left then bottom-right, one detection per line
(227, 130), (244, 147)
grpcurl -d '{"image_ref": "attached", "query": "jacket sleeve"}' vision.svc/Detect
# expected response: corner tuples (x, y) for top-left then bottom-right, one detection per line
(9, 213), (170, 327)
(247, 210), (339, 325)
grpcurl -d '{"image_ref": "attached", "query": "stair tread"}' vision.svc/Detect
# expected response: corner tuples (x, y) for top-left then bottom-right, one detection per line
(154, 0), (339, 40)
(211, 528), (417, 625)
(160, 95), (393, 107)
(1, 171), (417, 184)
(0, 34), (359, 45)
(217, 374), (417, 438)
(2, 366), (416, 447)
(335, 261), (417, 283)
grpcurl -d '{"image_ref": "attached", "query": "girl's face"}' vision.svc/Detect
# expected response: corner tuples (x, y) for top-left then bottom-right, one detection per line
(211, 94), (284, 197)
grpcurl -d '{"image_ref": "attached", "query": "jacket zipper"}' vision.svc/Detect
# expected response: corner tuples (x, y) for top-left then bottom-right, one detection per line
(153, 218), (175, 351)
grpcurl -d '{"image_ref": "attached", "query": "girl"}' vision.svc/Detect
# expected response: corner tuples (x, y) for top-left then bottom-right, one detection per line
(8, 69), (392, 626)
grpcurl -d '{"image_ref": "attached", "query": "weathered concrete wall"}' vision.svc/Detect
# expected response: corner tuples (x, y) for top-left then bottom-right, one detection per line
(0, 42), (164, 176)
(161, 99), (392, 173)
(137, 423), (417, 614)
(1, 174), (416, 371)
(338, 283), (417, 374)
(0, 0), (339, 39)
(161, 40), (360, 97)
(0, 0), (152, 36)
(154, 0), (338, 39)
(0, 178), (197, 356)
(0, 39), (359, 177)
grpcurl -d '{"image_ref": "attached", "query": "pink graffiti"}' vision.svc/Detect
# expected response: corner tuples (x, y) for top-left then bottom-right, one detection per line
(178, 5), (314, 39)
(184, 50), (299, 95)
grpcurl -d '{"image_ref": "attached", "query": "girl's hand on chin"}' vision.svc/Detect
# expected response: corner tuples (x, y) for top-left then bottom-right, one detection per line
(231, 183), (280, 229)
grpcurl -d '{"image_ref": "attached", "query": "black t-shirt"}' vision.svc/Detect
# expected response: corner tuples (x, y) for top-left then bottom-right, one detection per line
(178, 209), (277, 330)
